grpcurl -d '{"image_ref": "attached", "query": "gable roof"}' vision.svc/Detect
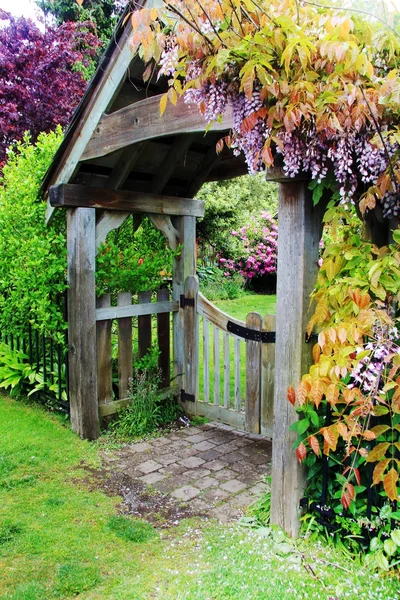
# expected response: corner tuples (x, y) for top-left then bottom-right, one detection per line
(42, 1), (246, 221)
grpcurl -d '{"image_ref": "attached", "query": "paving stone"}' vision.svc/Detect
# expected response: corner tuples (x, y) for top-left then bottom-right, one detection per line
(216, 442), (239, 453)
(179, 456), (205, 468)
(171, 485), (200, 500)
(190, 498), (211, 512)
(124, 467), (143, 479)
(230, 491), (255, 508)
(196, 449), (221, 462)
(185, 433), (209, 444)
(248, 482), (268, 496)
(137, 460), (163, 474)
(238, 446), (258, 457)
(222, 452), (246, 464)
(177, 448), (199, 459)
(194, 476), (219, 490)
(182, 427), (203, 435)
(169, 439), (191, 450)
(234, 438), (254, 447)
(213, 468), (236, 481)
(250, 453), (269, 466)
(156, 454), (178, 466)
(192, 441), (216, 452)
(206, 459), (228, 472)
(182, 468), (211, 480)
(220, 479), (248, 494)
(158, 464), (187, 476)
(131, 442), (152, 453)
(153, 479), (182, 494)
(150, 437), (170, 448)
(139, 472), (166, 485)
(201, 487), (230, 504)
(248, 432), (265, 441)
(235, 471), (261, 485)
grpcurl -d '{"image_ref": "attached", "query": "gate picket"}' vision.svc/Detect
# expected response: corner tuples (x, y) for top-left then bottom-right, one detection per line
(245, 312), (263, 434)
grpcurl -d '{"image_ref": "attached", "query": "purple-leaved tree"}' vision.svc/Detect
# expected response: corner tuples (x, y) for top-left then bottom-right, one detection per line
(0, 10), (102, 169)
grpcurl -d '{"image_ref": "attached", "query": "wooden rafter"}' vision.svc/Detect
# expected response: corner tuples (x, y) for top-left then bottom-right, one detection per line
(81, 96), (233, 161)
(50, 184), (205, 217)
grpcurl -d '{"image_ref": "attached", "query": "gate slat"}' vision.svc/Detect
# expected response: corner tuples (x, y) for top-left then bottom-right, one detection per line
(203, 317), (210, 403)
(213, 325), (220, 406)
(262, 314), (276, 437)
(96, 294), (112, 406)
(245, 312), (262, 434)
(138, 290), (152, 359)
(117, 292), (133, 399)
(157, 287), (171, 387)
(223, 332), (230, 408)
(234, 338), (241, 411)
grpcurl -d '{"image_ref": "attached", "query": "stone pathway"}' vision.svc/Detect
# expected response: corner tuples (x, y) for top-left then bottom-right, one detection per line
(102, 422), (272, 523)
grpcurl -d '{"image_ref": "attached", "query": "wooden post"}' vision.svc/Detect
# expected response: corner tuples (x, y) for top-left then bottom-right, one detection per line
(245, 312), (263, 434)
(117, 292), (133, 399)
(67, 207), (98, 440)
(96, 294), (112, 406)
(172, 215), (197, 391)
(270, 181), (324, 537)
(183, 276), (199, 403)
(261, 314), (276, 438)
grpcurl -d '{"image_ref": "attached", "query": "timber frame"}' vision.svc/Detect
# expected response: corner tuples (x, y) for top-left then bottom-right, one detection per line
(42, 2), (325, 537)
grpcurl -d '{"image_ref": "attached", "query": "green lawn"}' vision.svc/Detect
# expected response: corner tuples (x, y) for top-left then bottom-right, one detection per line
(198, 294), (276, 405)
(0, 394), (399, 599)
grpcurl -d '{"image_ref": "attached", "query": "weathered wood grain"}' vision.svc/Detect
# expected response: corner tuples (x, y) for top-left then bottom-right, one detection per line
(213, 325), (220, 406)
(223, 333), (230, 409)
(148, 214), (180, 251)
(82, 96), (233, 161)
(183, 276), (199, 400)
(95, 211), (130, 253)
(234, 338), (241, 411)
(117, 292), (133, 400)
(261, 314), (275, 439)
(67, 207), (99, 440)
(157, 287), (171, 388)
(270, 181), (325, 538)
(203, 317), (210, 403)
(96, 294), (112, 406)
(138, 291), (152, 360)
(50, 184), (205, 217)
(245, 313), (262, 434)
(95, 300), (178, 321)
(198, 292), (246, 335)
(193, 401), (246, 430)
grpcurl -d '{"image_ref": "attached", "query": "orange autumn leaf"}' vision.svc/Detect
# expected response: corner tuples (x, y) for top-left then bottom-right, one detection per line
(297, 380), (310, 406)
(383, 468), (399, 502)
(296, 442), (307, 464)
(308, 435), (320, 457)
(287, 385), (296, 406)
(372, 458), (390, 486)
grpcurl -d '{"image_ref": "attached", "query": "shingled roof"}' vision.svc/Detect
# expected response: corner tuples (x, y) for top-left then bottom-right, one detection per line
(42, 0), (246, 222)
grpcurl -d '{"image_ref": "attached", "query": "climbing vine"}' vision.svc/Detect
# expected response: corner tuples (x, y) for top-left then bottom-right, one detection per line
(130, 0), (400, 219)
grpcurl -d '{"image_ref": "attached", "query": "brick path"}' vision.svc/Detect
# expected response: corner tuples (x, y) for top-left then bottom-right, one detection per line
(103, 422), (272, 523)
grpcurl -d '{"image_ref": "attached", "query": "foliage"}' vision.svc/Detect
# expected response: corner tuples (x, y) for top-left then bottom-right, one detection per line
(0, 129), (67, 343)
(197, 265), (244, 300)
(287, 207), (400, 566)
(131, 0), (400, 221)
(0, 342), (67, 406)
(96, 217), (178, 295)
(0, 11), (102, 169)
(38, 0), (126, 43)
(196, 174), (277, 261)
(111, 364), (181, 439)
(218, 211), (278, 285)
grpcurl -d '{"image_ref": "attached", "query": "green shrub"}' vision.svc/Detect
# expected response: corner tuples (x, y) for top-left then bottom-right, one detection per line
(0, 129), (67, 343)
(197, 265), (245, 301)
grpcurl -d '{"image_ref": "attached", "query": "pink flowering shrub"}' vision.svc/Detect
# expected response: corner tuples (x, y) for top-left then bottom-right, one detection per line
(217, 212), (277, 284)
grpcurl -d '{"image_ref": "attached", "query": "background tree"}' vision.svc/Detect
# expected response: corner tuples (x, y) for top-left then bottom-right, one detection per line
(0, 10), (102, 170)
(36, 0), (126, 42)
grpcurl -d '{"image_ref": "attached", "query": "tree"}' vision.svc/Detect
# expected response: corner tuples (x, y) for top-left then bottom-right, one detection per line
(0, 10), (102, 169)
(36, 0), (126, 42)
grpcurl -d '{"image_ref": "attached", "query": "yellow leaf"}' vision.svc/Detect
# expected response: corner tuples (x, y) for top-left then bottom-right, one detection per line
(159, 93), (168, 117)
(372, 459), (390, 485)
(366, 442), (391, 463)
(76, 0), (83, 5)
(338, 328), (347, 344)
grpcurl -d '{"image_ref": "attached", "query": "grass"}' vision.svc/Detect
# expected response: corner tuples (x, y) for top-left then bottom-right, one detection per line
(0, 393), (399, 599)
(198, 293), (276, 405)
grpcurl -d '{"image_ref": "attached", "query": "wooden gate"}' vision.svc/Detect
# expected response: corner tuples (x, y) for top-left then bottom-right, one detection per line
(181, 276), (275, 435)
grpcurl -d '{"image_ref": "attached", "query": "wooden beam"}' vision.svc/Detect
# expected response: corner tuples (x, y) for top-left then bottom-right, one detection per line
(45, 18), (136, 223)
(50, 184), (205, 217)
(184, 146), (221, 198)
(106, 142), (144, 190)
(149, 214), (180, 251)
(82, 96), (233, 161)
(67, 207), (99, 440)
(95, 212), (130, 253)
(151, 135), (194, 195)
(270, 182), (325, 537)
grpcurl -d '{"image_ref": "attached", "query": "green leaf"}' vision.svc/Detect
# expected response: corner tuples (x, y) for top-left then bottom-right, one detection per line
(392, 229), (400, 244)
(289, 418), (310, 435)
(390, 529), (400, 546)
(384, 538), (397, 557)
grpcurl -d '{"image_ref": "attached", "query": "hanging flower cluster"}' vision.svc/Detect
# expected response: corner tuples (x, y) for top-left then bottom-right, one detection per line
(131, 0), (400, 218)
(217, 211), (277, 282)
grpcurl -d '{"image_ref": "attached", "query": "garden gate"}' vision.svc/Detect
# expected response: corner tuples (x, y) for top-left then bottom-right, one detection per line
(180, 275), (275, 436)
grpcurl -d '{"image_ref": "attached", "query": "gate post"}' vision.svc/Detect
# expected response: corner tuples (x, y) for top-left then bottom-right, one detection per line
(67, 207), (99, 440)
(270, 181), (324, 537)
